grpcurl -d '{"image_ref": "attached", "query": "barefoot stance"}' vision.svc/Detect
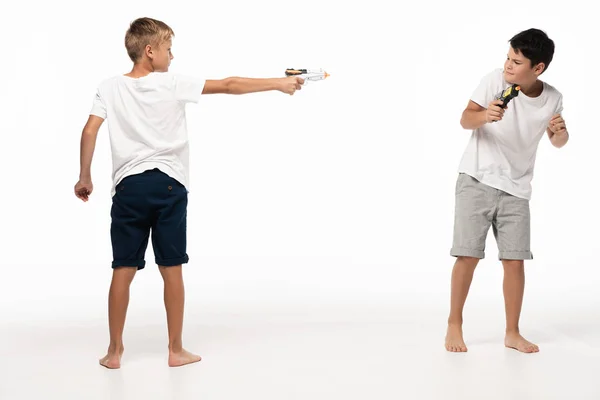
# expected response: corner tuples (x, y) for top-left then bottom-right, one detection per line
(168, 349), (202, 367)
(99, 348), (124, 369)
(445, 324), (468, 352)
(505, 332), (539, 353)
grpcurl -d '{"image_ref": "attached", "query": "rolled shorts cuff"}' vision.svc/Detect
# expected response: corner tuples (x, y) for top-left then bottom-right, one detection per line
(112, 260), (146, 270)
(156, 255), (189, 267)
(498, 251), (533, 260)
(450, 247), (485, 259)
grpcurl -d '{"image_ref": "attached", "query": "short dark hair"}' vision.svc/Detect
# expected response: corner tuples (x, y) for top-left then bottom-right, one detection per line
(509, 28), (555, 74)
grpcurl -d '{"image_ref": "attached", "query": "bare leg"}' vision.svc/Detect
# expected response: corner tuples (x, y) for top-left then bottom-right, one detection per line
(100, 267), (137, 369)
(159, 265), (202, 367)
(503, 260), (539, 353)
(446, 256), (479, 352)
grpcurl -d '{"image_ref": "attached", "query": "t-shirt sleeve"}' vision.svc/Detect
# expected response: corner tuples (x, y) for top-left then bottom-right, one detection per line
(90, 89), (107, 119)
(555, 94), (564, 115)
(174, 74), (206, 103)
(470, 70), (500, 108)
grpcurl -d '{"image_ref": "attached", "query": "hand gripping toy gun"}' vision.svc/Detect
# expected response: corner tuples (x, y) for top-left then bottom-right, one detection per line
(492, 83), (520, 122)
(285, 68), (329, 85)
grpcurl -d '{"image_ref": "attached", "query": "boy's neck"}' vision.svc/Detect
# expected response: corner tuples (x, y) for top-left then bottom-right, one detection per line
(518, 79), (543, 98)
(125, 63), (155, 79)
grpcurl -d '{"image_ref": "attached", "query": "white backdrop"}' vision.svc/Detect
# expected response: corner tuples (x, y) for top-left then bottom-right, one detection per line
(1, 0), (598, 322)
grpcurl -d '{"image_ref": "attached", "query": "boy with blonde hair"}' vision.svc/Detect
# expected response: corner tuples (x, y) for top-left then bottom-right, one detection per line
(74, 17), (304, 368)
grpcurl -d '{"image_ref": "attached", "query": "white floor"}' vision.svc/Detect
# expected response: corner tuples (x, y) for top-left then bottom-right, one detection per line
(2, 299), (599, 400)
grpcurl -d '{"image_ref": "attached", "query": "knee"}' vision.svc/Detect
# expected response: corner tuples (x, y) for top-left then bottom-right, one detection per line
(110, 268), (137, 289)
(456, 256), (479, 268)
(159, 265), (183, 282)
(502, 259), (524, 269)
(457, 256), (479, 266)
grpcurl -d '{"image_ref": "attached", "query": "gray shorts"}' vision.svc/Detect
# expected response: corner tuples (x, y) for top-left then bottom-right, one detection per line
(450, 173), (533, 260)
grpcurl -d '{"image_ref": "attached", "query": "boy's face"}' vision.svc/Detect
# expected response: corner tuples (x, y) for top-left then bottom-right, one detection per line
(148, 38), (174, 72)
(503, 46), (544, 85)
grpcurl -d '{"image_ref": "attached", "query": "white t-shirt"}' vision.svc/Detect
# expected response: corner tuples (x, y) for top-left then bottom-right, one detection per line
(90, 72), (206, 196)
(457, 68), (563, 200)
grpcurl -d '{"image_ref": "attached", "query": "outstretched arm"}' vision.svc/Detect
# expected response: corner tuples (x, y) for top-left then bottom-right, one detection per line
(202, 76), (304, 95)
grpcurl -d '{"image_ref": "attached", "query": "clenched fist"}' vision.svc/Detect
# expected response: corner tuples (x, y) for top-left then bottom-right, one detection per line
(279, 77), (304, 95)
(486, 99), (506, 123)
(75, 179), (93, 202)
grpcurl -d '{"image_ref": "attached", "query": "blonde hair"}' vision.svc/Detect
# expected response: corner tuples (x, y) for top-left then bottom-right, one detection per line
(125, 17), (174, 62)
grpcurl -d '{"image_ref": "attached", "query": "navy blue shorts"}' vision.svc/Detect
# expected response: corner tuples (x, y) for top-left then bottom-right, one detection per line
(110, 168), (189, 269)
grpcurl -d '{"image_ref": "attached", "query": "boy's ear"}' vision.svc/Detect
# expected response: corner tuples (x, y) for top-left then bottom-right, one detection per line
(533, 62), (545, 76)
(145, 44), (153, 60)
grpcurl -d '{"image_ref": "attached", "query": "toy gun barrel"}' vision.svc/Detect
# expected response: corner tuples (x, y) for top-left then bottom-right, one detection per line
(498, 84), (520, 107)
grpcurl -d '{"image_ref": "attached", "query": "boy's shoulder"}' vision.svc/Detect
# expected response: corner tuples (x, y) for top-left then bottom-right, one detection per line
(97, 72), (177, 84)
(96, 75), (122, 91)
(97, 72), (187, 90)
(542, 80), (562, 98)
(479, 68), (505, 82)
(474, 68), (506, 93)
(470, 68), (506, 105)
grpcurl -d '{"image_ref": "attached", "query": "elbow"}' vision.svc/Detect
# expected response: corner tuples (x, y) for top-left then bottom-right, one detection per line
(459, 112), (468, 129)
(460, 109), (486, 130)
(223, 77), (241, 95)
(223, 77), (234, 94)
(82, 129), (98, 138)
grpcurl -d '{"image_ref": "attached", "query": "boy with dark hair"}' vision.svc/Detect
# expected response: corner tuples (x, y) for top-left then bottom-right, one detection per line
(445, 28), (569, 353)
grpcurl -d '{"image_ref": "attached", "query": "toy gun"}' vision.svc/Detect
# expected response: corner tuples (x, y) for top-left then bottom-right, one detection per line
(492, 83), (520, 122)
(285, 68), (329, 84)
(498, 84), (520, 107)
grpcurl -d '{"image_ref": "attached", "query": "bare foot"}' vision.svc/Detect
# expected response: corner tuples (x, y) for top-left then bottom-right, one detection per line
(168, 349), (202, 367)
(505, 331), (539, 353)
(445, 324), (468, 352)
(99, 347), (124, 369)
